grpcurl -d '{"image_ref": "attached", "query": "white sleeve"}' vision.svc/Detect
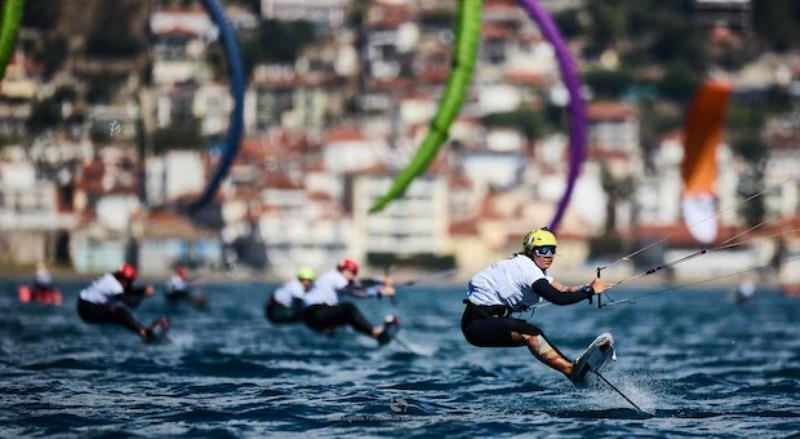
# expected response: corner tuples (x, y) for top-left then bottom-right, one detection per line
(335, 275), (349, 291)
(101, 274), (124, 296)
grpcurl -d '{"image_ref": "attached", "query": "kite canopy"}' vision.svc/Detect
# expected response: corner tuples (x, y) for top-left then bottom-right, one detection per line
(191, 0), (246, 211)
(368, 0), (483, 214)
(369, 0), (587, 234)
(681, 79), (732, 243)
(0, 0), (24, 82)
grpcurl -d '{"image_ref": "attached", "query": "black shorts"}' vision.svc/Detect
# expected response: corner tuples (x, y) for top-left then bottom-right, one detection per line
(265, 298), (301, 324)
(461, 301), (542, 347)
(303, 303), (373, 336)
(165, 290), (191, 302)
(77, 298), (143, 334)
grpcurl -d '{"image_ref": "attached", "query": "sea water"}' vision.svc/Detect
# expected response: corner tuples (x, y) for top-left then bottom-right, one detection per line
(1, 280), (799, 437)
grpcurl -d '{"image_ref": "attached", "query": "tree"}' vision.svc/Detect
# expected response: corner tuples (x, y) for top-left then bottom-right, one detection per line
(241, 19), (316, 75)
(752, 0), (800, 52)
(38, 36), (69, 77)
(589, 166), (636, 259)
(726, 96), (772, 226)
(152, 119), (204, 154)
(657, 63), (701, 102)
(480, 107), (550, 140)
(584, 68), (636, 100)
(553, 10), (583, 39)
(86, 77), (115, 104)
(26, 98), (61, 135)
(85, 1), (144, 58)
(600, 165), (636, 233)
(22, 0), (60, 29)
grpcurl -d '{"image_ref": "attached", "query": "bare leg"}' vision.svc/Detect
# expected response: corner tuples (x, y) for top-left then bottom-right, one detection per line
(512, 332), (573, 376)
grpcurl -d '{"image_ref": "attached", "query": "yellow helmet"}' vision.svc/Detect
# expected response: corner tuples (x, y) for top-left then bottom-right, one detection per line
(523, 228), (558, 251)
(297, 266), (316, 281)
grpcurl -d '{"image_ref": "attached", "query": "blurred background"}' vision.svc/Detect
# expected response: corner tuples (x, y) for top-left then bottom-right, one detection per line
(0, 0), (798, 287)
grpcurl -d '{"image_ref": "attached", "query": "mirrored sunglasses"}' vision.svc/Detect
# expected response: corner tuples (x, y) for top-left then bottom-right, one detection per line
(534, 246), (557, 256)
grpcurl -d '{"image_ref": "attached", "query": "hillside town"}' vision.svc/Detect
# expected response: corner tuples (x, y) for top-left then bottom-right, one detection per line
(0, 0), (798, 283)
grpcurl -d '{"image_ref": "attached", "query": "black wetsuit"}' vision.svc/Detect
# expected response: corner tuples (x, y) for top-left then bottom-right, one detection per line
(165, 274), (195, 304)
(461, 279), (591, 347)
(301, 275), (383, 335)
(165, 289), (191, 303)
(266, 296), (304, 324)
(303, 302), (374, 336)
(77, 275), (150, 335)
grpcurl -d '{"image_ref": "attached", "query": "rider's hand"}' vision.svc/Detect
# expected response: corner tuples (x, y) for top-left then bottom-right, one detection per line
(381, 286), (396, 297)
(145, 285), (155, 296)
(589, 277), (611, 294)
(383, 277), (394, 287)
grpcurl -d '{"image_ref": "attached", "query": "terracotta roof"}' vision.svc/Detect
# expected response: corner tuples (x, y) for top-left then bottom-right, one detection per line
(422, 65), (449, 83)
(478, 195), (506, 220)
(308, 191), (333, 202)
(449, 172), (473, 190)
(450, 219), (479, 235)
(587, 102), (638, 121)
(264, 173), (303, 190)
(658, 129), (684, 143)
(155, 28), (201, 38)
(519, 34), (544, 45)
(484, 0), (518, 12)
(367, 3), (418, 29)
(506, 71), (552, 88)
(587, 147), (631, 160)
(137, 209), (218, 240)
(762, 216), (800, 238)
(253, 73), (333, 88)
(483, 23), (513, 39)
(156, 6), (206, 14)
(324, 126), (367, 143)
(366, 78), (414, 93)
(630, 223), (744, 247)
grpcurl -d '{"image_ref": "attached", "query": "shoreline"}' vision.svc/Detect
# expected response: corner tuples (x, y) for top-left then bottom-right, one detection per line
(1, 263), (783, 290)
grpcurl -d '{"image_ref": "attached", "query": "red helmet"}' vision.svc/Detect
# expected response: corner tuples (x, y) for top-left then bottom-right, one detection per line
(175, 266), (188, 279)
(118, 263), (137, 281)
(337, 258), (359, 275)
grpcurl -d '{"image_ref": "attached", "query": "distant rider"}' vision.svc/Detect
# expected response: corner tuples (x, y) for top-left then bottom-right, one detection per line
(32, 261), (54, 293)
(266, 266), (316, 324)
(302, 258), (399, 344)
(461, 228), (611, 385)
(77, 263), (165, 342)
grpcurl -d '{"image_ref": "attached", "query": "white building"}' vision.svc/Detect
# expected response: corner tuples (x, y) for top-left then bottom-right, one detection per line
(261, 0), (348, 29)
(258, 186), (353, 278)
(259, 212), (353, 279)
(193, 83), (234, 136)
(322, 127), (387, 174)
(145, 150), (206, 206)
(586, 101), (642, 176)
(150, 8), (217, 86)
(95, 194), (140, 232)
(637, 132), (739, 227)
(351, 173), (450, 257)
(0, 162), (77, 263)
(88, 104), (139, 142)
(460, 150), (526, 191)
(150, 8), (219, 41)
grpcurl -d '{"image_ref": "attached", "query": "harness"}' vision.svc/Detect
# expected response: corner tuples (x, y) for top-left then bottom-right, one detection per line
(463, 299), (512, 318)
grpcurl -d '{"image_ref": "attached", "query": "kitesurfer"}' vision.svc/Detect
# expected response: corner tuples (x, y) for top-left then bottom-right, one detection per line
(461, 228), (611, 384)
(77, 263), (166, 343)
(302, 258), (399, 344)
(266, 266), (316, 324)
(18, 261), (62, 305)
(32, 261), (54, 293)
(165, 266), (206, 308)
